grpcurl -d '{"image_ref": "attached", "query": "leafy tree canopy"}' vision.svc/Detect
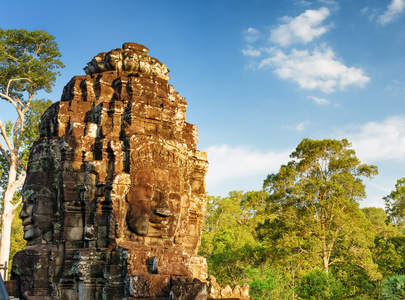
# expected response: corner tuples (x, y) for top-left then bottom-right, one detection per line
(0, 98), (52, 192)
(0, 28), (64, 99)
(384, 177), (405, 226)
(0, 28), (63, 276)
(259, 138), (379, 277)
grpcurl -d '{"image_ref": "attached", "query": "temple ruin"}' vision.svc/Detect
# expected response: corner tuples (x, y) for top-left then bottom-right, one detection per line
(9, 43), (249, 299)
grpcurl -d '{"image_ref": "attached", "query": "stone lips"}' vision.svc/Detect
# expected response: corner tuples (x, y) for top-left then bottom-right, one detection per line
(10, 43), (248, 299)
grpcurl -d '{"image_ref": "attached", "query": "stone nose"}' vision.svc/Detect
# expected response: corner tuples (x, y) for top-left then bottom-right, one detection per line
(154, 193), (172, 217)
(19, 204), (30, 219)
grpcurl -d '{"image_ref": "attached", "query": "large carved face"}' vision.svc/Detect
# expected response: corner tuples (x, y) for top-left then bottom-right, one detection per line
(19, 176), (55, 245)
(126, 167), (181, 238)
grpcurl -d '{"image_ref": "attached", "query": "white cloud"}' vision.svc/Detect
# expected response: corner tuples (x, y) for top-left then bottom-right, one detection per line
(343, 115), (405, 162)
(361, 7), (370, 14)
(283, 121), (310, 131)
(259, 46), (370, 93)
(242, 46), (261, 57)
(318, 0), (338, 8)
(205, 145), (291, 191)
(270, 7), (330, 47)
(296, 0), (312, 6)
(296, 121), (309, 131)
(204, 115), (405, 198)
(308, 95), (330, 104)
(378, 0), (405, 25)
(243, 27), (261, 43)
(362, 6), (378, 22)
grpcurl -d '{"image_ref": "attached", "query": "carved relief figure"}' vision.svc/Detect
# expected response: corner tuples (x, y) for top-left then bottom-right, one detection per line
(19, 184), (55, 244)
(126, 164), (181, 238)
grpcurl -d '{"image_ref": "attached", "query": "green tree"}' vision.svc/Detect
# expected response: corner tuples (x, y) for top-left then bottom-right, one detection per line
(363, 207), (405, 277)
(199, 190), (268, 285)
(296, 268), (344, 300)
(260, 138), (379, 278)
(384, 177), (405, 226)
(0, 28), (64, 273)
(381, 274), (405, 300)
(9, 204), (24, 270)
(245, 264), (294, 300)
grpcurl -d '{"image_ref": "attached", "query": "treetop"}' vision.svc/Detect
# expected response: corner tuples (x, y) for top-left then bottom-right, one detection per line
(0, 28), (65, 99)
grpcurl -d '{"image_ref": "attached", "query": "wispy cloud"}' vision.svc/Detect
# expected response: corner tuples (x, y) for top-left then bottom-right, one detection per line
(308, 95), (330, 104)
(259, 45), (370, 93)
(205, 145), (291, 190)
(204, 115), (405, 197)
(318, 0), (339, 8)
(361, 6), (378, 22)
(378, 0), (405, 25)
(283, 121), (310, 131)
(243, 27), (261, 43)
(242, 46), (261, 57)
(242, 7), (369, 94)
(345, 115), (405, 162)
(294, 0), (312, 6)
(296, 121), (309, 131)
(270, 7), (330, 47)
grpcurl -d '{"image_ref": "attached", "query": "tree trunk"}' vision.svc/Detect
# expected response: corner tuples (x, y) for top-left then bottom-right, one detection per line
(322, 240), (329, 273)
(0, 162), (19, 279)
(0, 206), (14, 279)
(320, 206), (329, 273)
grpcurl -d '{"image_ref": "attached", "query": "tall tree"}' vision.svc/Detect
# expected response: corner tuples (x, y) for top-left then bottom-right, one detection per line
(261, 138), (379, 276)
(363, 207), (405, 275)
(384, 177), (405, 226)
(199, 190), (268, 285)
(0, 28), (64, 273)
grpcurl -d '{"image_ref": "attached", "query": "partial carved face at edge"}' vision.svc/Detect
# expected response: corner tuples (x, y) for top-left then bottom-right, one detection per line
(19, 180), (55, 245)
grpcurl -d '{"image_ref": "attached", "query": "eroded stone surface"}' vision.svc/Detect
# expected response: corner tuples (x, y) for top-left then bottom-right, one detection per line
(10, 43), (248, 300)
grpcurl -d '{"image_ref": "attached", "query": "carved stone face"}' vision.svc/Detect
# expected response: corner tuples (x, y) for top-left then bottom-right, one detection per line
(123, 50), (139, 72)
(19, 177), (55, 245)
(126, 167), (181, 238)
(105, 49), (123, 71)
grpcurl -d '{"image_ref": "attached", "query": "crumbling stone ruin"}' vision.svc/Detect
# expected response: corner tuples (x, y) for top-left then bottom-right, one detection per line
(9, 43), (249, 299)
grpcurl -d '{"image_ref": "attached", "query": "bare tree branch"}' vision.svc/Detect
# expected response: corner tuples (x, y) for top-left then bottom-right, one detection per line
(0, 143), (11, 164)
(0, 118), (14, 153)
(14, 94), (33, 151)
(0, 91), (25, 126)
(7, 171), (26, 194)
(6, 77), (32, 104)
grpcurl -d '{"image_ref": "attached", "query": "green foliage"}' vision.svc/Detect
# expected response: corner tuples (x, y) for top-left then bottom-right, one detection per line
(297, 269), (344, 300)
(0, 98), (51, 191)
(384, 177), (405, 226)
(363, 207), (405, 278)
(381, 274), (405, 300)
(0, 28), (64, 98)
(199, 191), (268, 285)
(199, 140), (405, 299)
(245, 264), (294, 300)
(9, 204), (25, 267)
(0, 28), (62, 270)
(260, 138), (379, 279)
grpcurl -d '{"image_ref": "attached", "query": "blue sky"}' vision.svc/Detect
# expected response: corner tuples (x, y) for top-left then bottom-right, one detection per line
(1, 0), (405, 208)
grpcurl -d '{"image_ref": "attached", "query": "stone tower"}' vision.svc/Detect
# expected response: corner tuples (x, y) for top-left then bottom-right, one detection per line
(10, 43), (248, 300)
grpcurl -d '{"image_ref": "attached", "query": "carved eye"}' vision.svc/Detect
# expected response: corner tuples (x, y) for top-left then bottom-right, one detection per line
(27, 194), (37, 204)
